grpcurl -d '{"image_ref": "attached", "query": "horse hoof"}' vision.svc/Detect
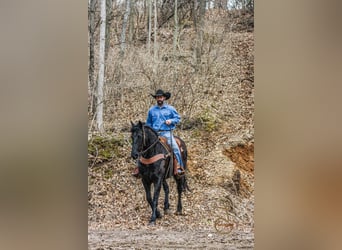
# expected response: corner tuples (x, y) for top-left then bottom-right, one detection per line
(148, 221), (156, 226)
(164, 209), (171, 215)
(156, 213), (163, 219)
(175, 211), (182, 216)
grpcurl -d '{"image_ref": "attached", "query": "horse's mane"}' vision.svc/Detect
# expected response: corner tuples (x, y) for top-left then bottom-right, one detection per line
(131, 121), (159, 137)
(143, 124), (159, 137)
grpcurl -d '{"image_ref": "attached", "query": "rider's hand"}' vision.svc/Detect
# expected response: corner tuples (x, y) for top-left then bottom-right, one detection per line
(165, 120), (171, 125)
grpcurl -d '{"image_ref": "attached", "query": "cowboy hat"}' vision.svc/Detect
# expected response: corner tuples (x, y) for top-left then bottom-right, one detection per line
(151, 89), (171, 100)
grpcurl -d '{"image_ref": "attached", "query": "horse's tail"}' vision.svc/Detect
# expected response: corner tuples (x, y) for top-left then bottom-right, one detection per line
(182, 174), (191, 193)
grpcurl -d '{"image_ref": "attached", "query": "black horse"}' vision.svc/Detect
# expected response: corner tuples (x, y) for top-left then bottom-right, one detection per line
(130, 121), (189, 225)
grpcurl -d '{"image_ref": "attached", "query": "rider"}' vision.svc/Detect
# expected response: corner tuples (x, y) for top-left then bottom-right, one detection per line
(132, 89), (185, 177)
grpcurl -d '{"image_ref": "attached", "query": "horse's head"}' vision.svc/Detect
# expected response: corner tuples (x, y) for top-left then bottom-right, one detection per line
(130, 121), (144, 159)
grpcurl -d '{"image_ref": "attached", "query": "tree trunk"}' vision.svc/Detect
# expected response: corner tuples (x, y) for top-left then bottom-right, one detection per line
(128, 0), (134, 43)
(172, 0), (179, 86)
(88, 0), (97, 116)
(153, 0), (157, 62)
(223, 0), (228, 10)
(173, 0), (178, 56)
(105, 0), (113, 61)
(147, 0), (152, 53)
(216, 0), (227, 9)
(120, 0), (131, 55)
(194, 0), (205, 70)
(193, 0), (197, 30)
(96, 0), (106, 133)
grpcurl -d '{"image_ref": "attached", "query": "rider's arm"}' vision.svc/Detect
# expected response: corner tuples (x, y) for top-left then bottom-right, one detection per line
(146, 109), (153, 127)
(168, 106), (181, 125)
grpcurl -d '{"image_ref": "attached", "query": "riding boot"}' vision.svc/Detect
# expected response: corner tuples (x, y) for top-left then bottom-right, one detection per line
(132, 166), (140, 178)
(173, 157), (185, 176)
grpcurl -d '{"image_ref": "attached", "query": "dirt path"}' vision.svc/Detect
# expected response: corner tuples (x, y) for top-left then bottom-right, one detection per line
(88, 228), (254, 249)
(88, 137), (254, 249)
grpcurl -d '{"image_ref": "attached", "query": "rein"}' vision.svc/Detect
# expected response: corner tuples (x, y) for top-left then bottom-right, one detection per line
(139, 137), (159, 155)
(138, 126), (170, 165)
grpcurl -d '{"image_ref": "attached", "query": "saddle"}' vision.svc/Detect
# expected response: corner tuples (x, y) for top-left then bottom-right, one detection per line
(159, 136), (184, 177)
(159, 136), (184, 153)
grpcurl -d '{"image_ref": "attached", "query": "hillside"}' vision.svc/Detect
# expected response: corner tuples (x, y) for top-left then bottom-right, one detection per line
(88, 7), (254, 249)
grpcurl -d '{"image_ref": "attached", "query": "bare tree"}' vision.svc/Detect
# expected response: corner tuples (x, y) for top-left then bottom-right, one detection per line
(173, 0), (178, 56)
(153, 0), (157, 62)
(229, 0), (253, 10)
(105, 0), (113, 61)
(121, 0), (131, 55)
(128, 0), (135, 43)
(147, 0), (152, 52)
(88, 0), (97, 115)
(193, 0), (198, 30)
(215, 0), (228, 9)
(96, 0), (106, 133)
(194, 0), (206, 69)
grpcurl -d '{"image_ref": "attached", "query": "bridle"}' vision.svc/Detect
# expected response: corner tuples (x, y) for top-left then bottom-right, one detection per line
(137, 125), (159, 156)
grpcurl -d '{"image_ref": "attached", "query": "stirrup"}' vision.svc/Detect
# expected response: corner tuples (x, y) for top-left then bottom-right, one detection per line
(176, 168), (185, 176)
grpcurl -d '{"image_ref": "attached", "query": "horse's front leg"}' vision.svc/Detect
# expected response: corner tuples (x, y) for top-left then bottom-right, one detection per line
(162, 179), (171, 214)
(149, 178), (163, 225)
(141, 179), (154, 216)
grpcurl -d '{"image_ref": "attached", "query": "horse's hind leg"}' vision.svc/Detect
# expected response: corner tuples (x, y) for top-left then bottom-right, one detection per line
(162, 180), (171, 214)
(175, 177), (183, 215)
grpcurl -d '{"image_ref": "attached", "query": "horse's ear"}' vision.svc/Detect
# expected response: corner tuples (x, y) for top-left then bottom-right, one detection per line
(130, 121), (134, 126)
(138, 120), (143, 126)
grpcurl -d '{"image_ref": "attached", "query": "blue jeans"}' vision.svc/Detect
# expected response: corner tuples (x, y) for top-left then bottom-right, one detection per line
(159, 131), (184, 167)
